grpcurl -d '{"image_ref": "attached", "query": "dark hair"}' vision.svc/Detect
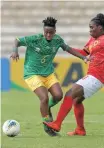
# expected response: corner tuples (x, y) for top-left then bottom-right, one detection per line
(91, 13), (104, 28)
(42, 17), (57, 27)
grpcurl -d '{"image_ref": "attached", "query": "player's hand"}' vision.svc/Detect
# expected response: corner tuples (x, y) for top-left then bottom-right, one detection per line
(10, 52), (19, 62)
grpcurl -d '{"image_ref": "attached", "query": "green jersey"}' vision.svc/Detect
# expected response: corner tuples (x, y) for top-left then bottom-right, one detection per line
(18, 34), (69, 79)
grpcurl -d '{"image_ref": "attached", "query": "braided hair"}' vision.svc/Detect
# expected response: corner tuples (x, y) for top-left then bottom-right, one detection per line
(42, 17), (57, 28)
(91, 13), (104, 29)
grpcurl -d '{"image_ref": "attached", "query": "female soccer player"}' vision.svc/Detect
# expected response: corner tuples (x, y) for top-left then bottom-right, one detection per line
(10, 17), (88, 136)
(43, 13), (104, 136)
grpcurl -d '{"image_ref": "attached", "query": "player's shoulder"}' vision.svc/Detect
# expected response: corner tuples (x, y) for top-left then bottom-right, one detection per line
(98, 35), (104, 46)
(99, 35), (104, 41)
(31, 33), (44, 40)
(89, 37), (95, 43)
(53, 34), (64, 40)
(53, 34), (64, 43)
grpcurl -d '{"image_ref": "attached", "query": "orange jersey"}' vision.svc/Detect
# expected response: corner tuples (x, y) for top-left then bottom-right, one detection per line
(85, 35), (104, 83)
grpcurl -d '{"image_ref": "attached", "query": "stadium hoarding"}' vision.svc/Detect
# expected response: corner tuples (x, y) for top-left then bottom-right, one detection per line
(1, 57), (104, 92)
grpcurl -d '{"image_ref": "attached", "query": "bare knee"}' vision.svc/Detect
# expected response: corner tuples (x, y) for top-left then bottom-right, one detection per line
(40, 96), (49, 105)
(65, 84), (84, 100)
(52, 91), (63, 101)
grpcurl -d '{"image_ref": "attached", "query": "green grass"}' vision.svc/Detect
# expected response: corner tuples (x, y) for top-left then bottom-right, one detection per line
(1, 90), (104, 148)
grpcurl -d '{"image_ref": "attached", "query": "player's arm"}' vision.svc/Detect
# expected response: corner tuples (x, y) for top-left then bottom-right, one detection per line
(71, 46), (90, 56)
(10, 36), (28, 61)
(72, 37), (93, 56)
(10, 38), (20, 61)
(61, 43), (89, 63)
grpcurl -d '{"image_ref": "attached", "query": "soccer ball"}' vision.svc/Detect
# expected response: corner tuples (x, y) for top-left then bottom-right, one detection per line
(2, 120), (20, 137)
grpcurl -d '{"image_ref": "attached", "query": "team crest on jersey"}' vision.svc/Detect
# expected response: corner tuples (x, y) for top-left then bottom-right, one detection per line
(94, 40), (99, 46)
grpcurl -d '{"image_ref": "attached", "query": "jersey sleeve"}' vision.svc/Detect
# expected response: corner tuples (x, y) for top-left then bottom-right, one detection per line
(16, 35), (35, 46)
(59, 37), (70, 51)
(100, 38), (104, 49)
(83, 37), (94, 54)
(71, 37), (94, 55)
(16, 37), (26, 46)
(62, 37), (94, 55)
(60, 42), (70, 51)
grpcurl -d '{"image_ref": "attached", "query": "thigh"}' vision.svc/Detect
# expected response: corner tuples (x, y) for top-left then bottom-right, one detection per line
(76, 75), (103, 98)
(49, 82), (63, 99)
(66, 84), (84, 99)
(34, 86), (49, 101)
(25, 75), (45, 91)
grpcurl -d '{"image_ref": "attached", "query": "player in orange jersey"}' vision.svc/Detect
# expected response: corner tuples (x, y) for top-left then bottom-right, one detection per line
(43, 13), (104, 136)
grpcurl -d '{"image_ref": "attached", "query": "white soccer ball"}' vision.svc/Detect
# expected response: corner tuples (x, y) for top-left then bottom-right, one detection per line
(2, 120), (20, 137)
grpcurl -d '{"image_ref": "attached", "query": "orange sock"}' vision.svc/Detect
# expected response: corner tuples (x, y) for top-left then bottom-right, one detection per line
(74, 103), (84, 129)
(55, 96), (73, 127)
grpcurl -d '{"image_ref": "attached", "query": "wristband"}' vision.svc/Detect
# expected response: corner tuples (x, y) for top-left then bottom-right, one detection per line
(13, 48), (18, 52)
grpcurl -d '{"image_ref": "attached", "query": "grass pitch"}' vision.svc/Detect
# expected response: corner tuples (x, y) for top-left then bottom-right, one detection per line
(1, 90), (104, 148)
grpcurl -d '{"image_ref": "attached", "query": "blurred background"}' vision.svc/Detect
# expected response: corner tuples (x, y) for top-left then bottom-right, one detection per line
(1, 1), (104, 91)
(1, 1), (104, 56)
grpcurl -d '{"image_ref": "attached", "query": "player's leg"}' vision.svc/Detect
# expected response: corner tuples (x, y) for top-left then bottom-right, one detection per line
(67, 75), (103, 136)
(25, 75), (49, 117)
(34, 86), (58, 136)
(25, 75), (57, 136)
(43, 83), (84, 132)
(34, 86), (49, 118)
(67, 96), (86, 136)
(44, 75), (103, 133)
(48, 82), (63, 120)
(49, 82), (63, 104)
(44, 73), (63, 120)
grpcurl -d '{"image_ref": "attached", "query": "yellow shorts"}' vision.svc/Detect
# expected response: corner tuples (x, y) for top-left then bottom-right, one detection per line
(25, 73), (59, 91)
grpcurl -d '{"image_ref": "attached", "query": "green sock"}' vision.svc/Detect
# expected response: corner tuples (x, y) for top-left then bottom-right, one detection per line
(43, 115), (51, 131)
(42, 115), (50, 122)
(48, 97), (59, 108)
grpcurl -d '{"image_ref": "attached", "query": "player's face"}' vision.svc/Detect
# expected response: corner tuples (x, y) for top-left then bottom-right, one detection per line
(89, 21), (102, 38)
(44, 27), (56, 41)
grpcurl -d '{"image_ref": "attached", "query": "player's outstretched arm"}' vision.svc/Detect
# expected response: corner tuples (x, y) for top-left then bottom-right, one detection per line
(67, 46), (90, 63)
(61, 44), (90, 64)
(10, 39), (20, 62)
(71, 47), (90, 56)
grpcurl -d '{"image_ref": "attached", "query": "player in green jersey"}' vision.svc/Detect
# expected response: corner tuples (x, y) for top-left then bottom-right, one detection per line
(10, 17), (89, 136)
